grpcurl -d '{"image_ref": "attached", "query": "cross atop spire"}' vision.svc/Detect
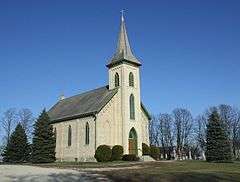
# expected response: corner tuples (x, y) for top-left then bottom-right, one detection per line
(121, 10), (124, 22)
(106, 12), (141, 68)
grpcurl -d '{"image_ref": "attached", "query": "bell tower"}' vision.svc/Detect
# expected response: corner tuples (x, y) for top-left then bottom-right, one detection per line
(106, 13), (143, 155)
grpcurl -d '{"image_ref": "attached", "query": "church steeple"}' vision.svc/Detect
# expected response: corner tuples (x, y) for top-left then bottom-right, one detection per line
(107, 13), (141, 68)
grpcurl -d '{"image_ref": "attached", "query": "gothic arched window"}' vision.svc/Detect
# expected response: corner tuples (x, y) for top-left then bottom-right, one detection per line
(130, 94), (135, 119)
(85, 122), (90, 145)
(68, 125), (72, 147)
(115, 73), (120, 87)
(129, 72), (134, 87)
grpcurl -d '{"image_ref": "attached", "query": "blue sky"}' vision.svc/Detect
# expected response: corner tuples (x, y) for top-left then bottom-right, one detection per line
(0, 0), (240, 118)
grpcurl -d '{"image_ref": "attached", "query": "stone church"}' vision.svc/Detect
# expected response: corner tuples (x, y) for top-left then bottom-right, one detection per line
(48, 14), (151, 162)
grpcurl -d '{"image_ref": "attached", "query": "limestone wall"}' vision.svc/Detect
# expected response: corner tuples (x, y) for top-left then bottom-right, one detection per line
(96, 91), (123, 147)
(141, 108), (150, 145)
(108, 63), (145, 155)
(52, 116), (96, 162)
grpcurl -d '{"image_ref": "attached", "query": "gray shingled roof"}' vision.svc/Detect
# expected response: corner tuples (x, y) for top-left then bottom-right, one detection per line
(106, 14), (141, 68)
(48, 86), (118, 123)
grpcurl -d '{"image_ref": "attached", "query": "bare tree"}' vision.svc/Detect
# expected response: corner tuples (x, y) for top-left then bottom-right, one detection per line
(158, 113), (174, 159)
(195, 106), (218, 150)
(195, 114), (208, 150)
(173, 108), (193, 159)
(149, 105), (240, 160)
(218, 105), (235, 136)
(149, 115), (155, 146)
(149, 115), (160, 146)
(194, 114), (208, 159)
(18, 108), (34, 139)
(195, 105), (240, 159)
(232, 111), (240, 159)
(0, 108), (17, 144)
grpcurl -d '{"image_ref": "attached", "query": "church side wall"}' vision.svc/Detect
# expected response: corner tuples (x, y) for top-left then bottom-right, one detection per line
(141, 109), (150, 145)
(52, 116), (96, 162)
(96, 91), (123, 148)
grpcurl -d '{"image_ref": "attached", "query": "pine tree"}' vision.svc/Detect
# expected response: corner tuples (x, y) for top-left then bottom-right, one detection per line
(206, 110), (232, 162)
(32, 109), (56, 163)
(2, 123), (30, 163)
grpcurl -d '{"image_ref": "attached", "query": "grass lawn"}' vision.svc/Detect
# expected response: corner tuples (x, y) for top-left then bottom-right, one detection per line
(32, 160), (240, 182)
(31, 160), (139, 169)
(97, 161), (240, 182)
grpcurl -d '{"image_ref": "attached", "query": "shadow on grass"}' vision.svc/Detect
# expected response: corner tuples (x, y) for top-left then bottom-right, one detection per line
(7, 172), (110, 182)
(167, 172), (239, 182)
(101, 171), (240, 182)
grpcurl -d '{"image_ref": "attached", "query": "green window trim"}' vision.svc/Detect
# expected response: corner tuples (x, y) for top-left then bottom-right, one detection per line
(85, 122), (90, 145)
(129, 72), (134, 87)
(68, 125), (72, 147)
(130, 94), (135, 119)
(129, 127), (137, 139)
(115, 72), (120, 87)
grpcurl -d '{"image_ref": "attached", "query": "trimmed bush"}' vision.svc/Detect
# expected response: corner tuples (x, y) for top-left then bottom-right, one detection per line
(150, 145), (160, 160)
(94, 145), (112, 162)
(111, 145), (123, 161)
(122, 154), (139, 161)
(142, 143), (150, 155)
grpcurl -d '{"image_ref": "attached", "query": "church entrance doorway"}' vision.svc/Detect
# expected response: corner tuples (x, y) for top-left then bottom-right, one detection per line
(128, 127), (138, 155)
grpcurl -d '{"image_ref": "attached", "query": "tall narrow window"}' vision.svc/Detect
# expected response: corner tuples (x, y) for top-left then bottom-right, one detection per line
(68, 125), (72, 147)
(115, 73), (120, 87)
(54, 128), (57, 150)
(130, 94), (135, 119)
(85, 122), (89, 145)
(129, 72), (134, 87)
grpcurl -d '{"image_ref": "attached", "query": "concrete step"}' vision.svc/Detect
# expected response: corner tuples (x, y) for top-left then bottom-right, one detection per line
(139, 155), (155, 161)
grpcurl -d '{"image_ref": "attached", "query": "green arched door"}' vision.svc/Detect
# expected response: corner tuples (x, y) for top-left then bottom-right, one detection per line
(128, 128), (138, 155)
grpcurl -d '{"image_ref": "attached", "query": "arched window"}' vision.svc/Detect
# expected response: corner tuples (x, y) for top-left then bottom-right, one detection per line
(129, 72), (134, 87)
(130, 94), (135, 119)
(68, 125), (72, 147)
(115, 73), (120, 87)
(85, 122), (89, 145)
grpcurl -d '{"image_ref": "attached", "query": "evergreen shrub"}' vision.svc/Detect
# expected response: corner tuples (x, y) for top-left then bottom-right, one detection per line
(150, 145), (160, 160)
(142, 143), (150, 155)
(94, 145), (112, 162)
(111, 145), (123, 161)
(122, 154), (139, 161)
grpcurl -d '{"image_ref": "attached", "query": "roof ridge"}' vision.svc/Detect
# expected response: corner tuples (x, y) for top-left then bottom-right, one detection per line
(48, 85), (119, 123)
(62, 85), (109, 101)
(93, 87), (117, 110)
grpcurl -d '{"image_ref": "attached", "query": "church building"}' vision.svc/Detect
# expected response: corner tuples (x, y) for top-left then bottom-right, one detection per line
(48, 14), (151, 162)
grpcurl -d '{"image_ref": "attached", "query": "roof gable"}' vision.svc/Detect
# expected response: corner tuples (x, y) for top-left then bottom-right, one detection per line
(141, 103), (152, 120)
(48, 86), (118, 123)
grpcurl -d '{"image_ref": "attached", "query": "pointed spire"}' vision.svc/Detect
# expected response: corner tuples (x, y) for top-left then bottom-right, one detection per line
(107, 12), (141, 68)
(116, 10), (134, 59)
(121, 10), (124, 22)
